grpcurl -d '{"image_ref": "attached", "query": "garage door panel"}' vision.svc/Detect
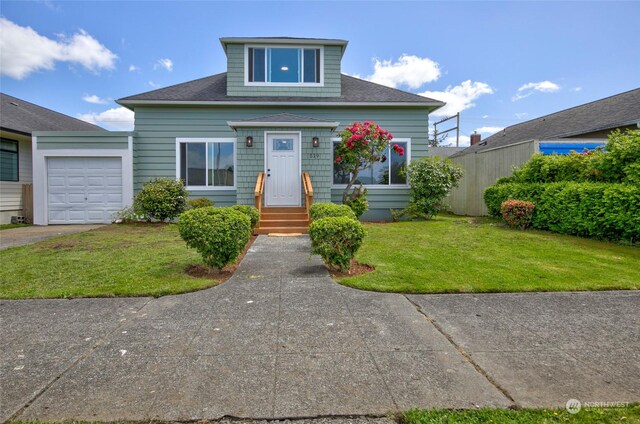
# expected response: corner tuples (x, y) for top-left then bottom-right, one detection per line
(47, 157), (123, 224)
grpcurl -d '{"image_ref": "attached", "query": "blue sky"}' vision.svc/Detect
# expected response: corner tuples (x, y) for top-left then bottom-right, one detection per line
(1, 1), (639, 145)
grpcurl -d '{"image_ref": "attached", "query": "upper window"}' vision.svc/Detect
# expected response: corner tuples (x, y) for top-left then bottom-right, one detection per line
(247, 46), (322, 85)
(0, 138), (19, 182)
(333, 139), (410, 186)
(177, 139), (235, 189)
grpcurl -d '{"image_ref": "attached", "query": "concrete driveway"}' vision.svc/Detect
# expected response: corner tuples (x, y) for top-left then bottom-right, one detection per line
(1, 235), (638, 421)
(0, 225), (103, 250)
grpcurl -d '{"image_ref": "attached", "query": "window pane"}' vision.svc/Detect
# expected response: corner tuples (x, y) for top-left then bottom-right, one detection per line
(186, 143), (206, 186)
(333, 142), (350, 184)
(390, 142), (408, 184)
(372, 151), (389, 184)
(0, 150), (18, 181)
(273, 138), (293, 151)
(209, 143), (234, 187)
(354, 163), (373, 185)
(1, 139), (18, 152)
(269, 48), (300, 82)
(253, 48), (265, 82)
(303, 49), (318, 83)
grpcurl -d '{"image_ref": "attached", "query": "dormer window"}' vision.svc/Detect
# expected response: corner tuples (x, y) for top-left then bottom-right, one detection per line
(246, 46), (322, 85)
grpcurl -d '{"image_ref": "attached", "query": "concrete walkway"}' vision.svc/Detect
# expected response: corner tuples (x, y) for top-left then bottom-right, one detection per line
(1, 235), (638, 421)
(0, 225), (103, 250)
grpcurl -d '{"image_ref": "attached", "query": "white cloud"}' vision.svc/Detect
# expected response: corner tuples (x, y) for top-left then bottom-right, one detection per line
(77, 107), (134, 131)
(512, 80), (560, 101)
(482, 114), (489, 119)
(572, 86), (582, 92)
(154, 58), (173, 72)
(0, 17), (117, 79)
(515, 112), (529, 120)
(366, 54), (440, 89)
(82, 94), (109, 104)
(128, 64), (140, 72)
(148, 81), (157, 87)
(475, 126), (504, 136)
(420, 80), (494, 118)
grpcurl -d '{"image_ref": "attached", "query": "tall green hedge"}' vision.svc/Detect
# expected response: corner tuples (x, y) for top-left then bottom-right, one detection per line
(484, 182), (640, 242)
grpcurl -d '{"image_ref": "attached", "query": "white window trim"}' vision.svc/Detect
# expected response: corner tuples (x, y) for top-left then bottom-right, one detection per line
(244, 45), (324, 87)
(175, 137), (237, 190)
(331, 137), (412, 189)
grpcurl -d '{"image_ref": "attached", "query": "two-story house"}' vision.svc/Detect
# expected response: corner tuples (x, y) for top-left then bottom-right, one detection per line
(32, 37), (444, 229)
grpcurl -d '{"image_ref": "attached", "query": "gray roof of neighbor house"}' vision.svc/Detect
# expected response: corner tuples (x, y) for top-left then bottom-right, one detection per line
(118, 73), (444, 107)
(453, 88), (640, 157)
(0, 93), (105, 135)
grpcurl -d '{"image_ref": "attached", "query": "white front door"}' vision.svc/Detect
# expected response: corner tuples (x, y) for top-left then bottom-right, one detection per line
(265, 133), (300, 206)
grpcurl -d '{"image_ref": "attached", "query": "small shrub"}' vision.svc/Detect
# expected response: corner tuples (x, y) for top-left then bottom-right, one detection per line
(178, 207), (251, 270)
(309, 203), (357, 222)
(187, 197), (214, 209)
(309, 216), (365, 272)
(500, 200), (535, 230)
(230, 205), (260, 229)
(135, 178), (187, 222)
(112, 205), (146, 223)
(346, 187), (369, 218)
(406, 156), (464, 219)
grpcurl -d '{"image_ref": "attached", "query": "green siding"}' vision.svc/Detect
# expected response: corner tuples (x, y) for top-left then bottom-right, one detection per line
(133, 105), (430, 215)
(225, 44), (342, 97)
(36, 133), (129, 150)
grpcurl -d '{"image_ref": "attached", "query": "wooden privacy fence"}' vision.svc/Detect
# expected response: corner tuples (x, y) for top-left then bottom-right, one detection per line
(22, 183), (33, 223)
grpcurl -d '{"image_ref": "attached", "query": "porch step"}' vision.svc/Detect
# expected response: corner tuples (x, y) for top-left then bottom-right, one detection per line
(260, 219), (310, 228)
(255, 226), (309, 235)
(257, 207), (310, 234)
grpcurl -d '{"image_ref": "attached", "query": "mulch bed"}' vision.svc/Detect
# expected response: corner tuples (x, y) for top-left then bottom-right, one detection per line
(184, 235), (257, 283)
(328, 259), (375, 278)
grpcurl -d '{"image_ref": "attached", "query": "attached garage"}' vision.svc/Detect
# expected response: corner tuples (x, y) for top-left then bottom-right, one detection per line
(47, 157), (123, 224)
(32, 131), (133, 225)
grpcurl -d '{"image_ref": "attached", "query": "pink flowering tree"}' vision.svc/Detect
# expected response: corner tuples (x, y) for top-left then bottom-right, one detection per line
(335, 121), (401, 205)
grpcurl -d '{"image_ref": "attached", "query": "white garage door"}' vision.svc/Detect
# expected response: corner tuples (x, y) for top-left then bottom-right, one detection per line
(47, 157), (122, 224)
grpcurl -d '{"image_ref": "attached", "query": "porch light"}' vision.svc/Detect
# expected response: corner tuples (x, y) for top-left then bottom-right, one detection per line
(312, 136), (320, 148)
(246, 136), (253, 147)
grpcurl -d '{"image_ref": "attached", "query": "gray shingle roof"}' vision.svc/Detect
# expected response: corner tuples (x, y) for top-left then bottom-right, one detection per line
(0, 93), (105, 134)
(118, 73), (444, 107)
(454, 88), (640, 157)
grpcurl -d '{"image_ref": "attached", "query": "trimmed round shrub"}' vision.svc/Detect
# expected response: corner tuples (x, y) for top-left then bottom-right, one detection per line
(187, 197), (214, 209)
(135, 178), (187, 222)
(178, 207), (251, 270)
(500, 200), (535, 230)
(309, 216), (365, 272)
(230, 205), (260, 229)
(309, 203), (357, 222)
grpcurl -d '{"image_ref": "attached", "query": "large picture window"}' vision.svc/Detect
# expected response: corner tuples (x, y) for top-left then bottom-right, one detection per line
(177, 139), (235, 189)
(0, 138), (19, 182)
(333, 139), (410, 186)
(247, 46), (321, 85)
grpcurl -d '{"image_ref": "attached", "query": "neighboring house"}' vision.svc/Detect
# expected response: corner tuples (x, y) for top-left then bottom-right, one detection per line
(0, 93), (104, 224)
(32, 37), (444, 229)
(448, 88), (640, 216)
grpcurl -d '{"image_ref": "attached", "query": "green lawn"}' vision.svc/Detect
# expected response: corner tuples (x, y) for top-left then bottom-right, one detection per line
(0, 224), (220, 299)
(0, 223), (30, 230)
(339, 215), (640, 293)
(401, 404), (640, 424)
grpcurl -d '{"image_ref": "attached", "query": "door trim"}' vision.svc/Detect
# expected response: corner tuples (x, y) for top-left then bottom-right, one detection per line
(263, 131), (302, 207)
